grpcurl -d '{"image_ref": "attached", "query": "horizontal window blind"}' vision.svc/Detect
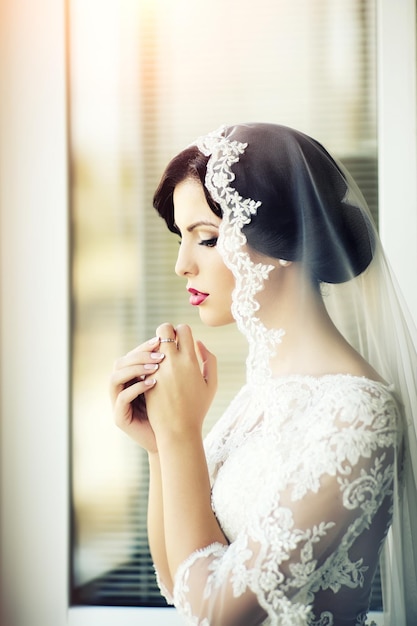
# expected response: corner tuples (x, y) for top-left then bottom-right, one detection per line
(69, 0), (381, 608)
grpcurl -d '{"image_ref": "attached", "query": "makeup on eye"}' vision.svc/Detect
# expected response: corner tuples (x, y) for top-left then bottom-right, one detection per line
(177, 235), (218, 247)
(198, 237), (218, 247)
(176, 224), (219, 248)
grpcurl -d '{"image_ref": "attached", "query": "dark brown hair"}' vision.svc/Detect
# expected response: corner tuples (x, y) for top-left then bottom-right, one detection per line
(153, 124), (374, 284)
(153, 146), (221, 235)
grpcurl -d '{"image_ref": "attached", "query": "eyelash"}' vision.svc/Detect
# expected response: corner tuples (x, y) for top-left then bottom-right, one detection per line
(177, 237), (218, 248)
(199, 237), (218, 247)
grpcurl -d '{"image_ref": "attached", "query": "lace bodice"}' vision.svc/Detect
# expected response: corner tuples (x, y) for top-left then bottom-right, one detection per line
(156, 375), (401, 625)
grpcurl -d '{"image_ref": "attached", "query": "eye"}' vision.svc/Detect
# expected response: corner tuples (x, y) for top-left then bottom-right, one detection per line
(198, 237), (218, 248)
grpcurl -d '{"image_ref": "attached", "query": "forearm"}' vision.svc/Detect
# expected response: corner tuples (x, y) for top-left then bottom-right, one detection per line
(147, 451), (173, 593)
(157, 432), (228, 579)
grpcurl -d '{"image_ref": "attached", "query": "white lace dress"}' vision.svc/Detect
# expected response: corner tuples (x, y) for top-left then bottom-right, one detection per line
(157, 374), (401, 626)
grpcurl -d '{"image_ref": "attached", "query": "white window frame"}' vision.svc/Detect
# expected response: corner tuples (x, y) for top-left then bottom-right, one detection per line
(0, 1), (415, 625)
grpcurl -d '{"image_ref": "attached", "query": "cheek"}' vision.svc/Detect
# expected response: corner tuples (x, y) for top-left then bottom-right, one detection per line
(225, 271), (235, 296)
(216, 269), (233, 292)
(210, 255), (235, 301)
(215, 256), (233, 282)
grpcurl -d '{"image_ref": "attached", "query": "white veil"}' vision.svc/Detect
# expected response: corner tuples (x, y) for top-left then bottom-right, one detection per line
(193, 123), (417, 625)
(325, 239), (417, 625)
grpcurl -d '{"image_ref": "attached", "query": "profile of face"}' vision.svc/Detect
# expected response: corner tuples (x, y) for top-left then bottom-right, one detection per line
(173, 178), (235, 327)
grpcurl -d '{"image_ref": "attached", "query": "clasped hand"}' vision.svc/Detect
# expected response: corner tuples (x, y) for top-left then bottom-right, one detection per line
(110, 323), (217, 451)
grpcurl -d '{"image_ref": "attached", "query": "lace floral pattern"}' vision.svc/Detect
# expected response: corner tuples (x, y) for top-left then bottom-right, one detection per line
(156, 375), (400, 625)
(196, 127), (284, 384)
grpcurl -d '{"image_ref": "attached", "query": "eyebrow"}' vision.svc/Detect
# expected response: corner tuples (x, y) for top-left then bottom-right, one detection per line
(174, 220), (220, 233)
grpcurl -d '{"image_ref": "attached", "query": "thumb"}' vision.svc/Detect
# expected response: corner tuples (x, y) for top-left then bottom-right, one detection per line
(195, 340), (217, 391)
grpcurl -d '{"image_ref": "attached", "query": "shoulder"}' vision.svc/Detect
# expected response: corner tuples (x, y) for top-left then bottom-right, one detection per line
(306, 375), (400, 430)
(285, 377), (400, 489)
(321, 375), (399, 417)
(298, 373), (396, 404)
(262, 374), (400, 435)
(310, 377), (401, 463)
(265, 373), (396, 404)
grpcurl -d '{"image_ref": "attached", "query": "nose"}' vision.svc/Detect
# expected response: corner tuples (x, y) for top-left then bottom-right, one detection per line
(175, 241), (197, 277)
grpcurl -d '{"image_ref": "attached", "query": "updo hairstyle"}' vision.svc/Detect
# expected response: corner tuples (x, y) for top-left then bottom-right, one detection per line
(153, 124), (375, 285)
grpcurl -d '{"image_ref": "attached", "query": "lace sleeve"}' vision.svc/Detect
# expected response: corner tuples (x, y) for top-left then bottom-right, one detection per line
(166, 380), (400, 626)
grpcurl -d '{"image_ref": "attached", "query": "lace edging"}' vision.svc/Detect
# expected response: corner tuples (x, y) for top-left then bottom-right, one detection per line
(173, 541), (228, 598)
(153, 564), (174, 605)
(195, 126), (284, 383)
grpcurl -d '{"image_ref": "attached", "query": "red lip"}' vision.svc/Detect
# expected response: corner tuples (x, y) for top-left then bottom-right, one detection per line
(188, 287), (209, 306)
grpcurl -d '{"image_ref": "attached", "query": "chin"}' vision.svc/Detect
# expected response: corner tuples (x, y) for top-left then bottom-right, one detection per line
(199, 310), (235, 327)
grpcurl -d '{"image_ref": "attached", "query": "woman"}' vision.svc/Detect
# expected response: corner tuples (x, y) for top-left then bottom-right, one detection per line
(110, 123), (417, 625)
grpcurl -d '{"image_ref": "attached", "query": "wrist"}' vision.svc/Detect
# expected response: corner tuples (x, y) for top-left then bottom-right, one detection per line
(155, 426), (203, 452)
(148, 450), (162, 478)
(148, 449), (160, 464)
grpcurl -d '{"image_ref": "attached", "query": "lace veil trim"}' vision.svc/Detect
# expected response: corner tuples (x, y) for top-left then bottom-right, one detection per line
(195, 126), (284, 384)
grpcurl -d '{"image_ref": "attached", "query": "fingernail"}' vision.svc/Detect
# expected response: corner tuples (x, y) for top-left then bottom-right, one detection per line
(144, 363), (158, 371)
(148, 336), (159, 345)
(144, 378), (156, 386)
(151, 352), (165, 360)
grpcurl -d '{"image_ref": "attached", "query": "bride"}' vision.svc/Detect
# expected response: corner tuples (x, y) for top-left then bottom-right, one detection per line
(110, 123), (417, 625)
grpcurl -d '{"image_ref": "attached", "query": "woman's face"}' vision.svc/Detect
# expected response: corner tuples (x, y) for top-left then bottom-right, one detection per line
(173, 177), (235, 327)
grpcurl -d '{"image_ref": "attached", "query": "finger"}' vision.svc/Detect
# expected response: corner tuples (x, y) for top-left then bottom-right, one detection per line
(195, 339), (217, 391)
(156, 322), (178, 349)
(174, 324), (194, 352)
(110, 366), (158, 404)
(114, 348), (165, 371)
(114, 384), (150, 430)
(114, 381), (144, 417)
(111, 362), (160, 389)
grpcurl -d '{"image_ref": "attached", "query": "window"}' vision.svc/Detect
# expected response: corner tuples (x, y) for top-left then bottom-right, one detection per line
(1, 1), (415, 626)
(69, 0), (381, 610)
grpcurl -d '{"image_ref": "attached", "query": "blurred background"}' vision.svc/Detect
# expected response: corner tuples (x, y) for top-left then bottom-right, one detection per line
(69, 0), (380, 608)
